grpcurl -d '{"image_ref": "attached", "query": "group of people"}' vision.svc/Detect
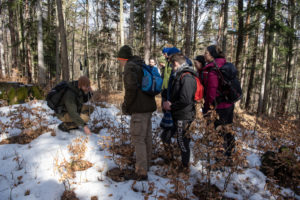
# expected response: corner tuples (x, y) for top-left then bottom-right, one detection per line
(54, 44), (235, 182)
(117, 45), (235, 180)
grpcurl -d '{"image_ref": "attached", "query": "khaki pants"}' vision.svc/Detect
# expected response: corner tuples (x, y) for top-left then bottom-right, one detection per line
(58, 105), (94, 128)
(130, 112), (152, 176)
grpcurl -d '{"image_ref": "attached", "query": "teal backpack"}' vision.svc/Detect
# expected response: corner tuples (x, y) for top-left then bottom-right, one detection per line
(141, 64), (163, 96)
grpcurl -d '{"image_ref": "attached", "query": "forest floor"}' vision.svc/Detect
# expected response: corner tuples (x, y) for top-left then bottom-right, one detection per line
(0, 94), (299, 200)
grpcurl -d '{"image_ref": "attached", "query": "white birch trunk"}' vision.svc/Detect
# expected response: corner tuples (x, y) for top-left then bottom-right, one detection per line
(37, 0), (46, 84)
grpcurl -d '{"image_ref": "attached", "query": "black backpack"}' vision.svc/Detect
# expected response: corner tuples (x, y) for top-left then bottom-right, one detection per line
(46, 81), (69, 113)
(212, 62), (243, 104)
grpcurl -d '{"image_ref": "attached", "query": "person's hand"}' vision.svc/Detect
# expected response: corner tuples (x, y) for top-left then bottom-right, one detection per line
(163, 101), (172, 111)
(83, 125), (91, 135)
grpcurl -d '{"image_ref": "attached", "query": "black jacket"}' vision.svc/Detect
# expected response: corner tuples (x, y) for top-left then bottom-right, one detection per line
(169, 63), (197, 120)
(122, 56), (157, 115)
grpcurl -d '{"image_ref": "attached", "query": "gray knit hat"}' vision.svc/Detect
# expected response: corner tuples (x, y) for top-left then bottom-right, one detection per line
(117, 45), (133, 59)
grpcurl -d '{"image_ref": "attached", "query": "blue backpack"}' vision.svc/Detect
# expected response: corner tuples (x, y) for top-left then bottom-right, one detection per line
(141, 64), (163, 96)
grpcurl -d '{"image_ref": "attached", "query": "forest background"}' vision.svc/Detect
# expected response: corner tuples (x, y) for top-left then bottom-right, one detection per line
(0, 0), (299, 117)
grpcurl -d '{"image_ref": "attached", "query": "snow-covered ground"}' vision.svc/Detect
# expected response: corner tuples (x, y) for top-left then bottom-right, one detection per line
(0, 101), (299, 200)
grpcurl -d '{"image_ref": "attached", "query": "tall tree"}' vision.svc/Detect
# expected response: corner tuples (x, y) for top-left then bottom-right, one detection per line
(235, 0), (244, 72)
(245, 1), (262, 110)
(193, 0), (199, 55)
(128, 0), (134, 47)
(55, 5), (60, 82)
(0, 0), (5, 78)
(280, 0), (296, 114)
(185, 0), (192, 57)
(8, 0), (19, 71)
(258, 0), (276, 114)
(222, 0), (229, 54)
(56, 0), (69, 81)
(37, 0), (46, 85)
(85, 0), (89, 77)
(240, 0), (252, 91)
(144, 0), (152, 64)
(120, 0), (124, 46)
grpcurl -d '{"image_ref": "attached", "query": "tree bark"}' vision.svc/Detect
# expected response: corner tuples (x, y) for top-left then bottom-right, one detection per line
(153, 1), (157, 58)
(129, 0), (134, 47)
(235, 0), (244, 72)
(37, 0), (46, 85)
(222, 0), (228, 54)
(55, 5), (61, 83)
(217, 3), (224, 45)
(8, 0), (18, 71)
(280, 0), (295, 114)
(184, 0), (192, 58)
(56, 0), (69, 81)
(261, 0), (276, 114)
(193, 0), (199, 56)
(144, 0), (152, 64)
(245, 5), (261, 110)
(240, 0), (252, 91)
(0, 1), (5, 78)
(120, 0), (124, 46)
(85, 0), (89, 77)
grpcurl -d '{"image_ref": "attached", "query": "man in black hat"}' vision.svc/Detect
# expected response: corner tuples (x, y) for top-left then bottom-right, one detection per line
(117, 45), (157, 181)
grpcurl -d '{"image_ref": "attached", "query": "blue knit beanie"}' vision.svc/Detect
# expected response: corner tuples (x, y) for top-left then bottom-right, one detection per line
(167, 47), (180, 56)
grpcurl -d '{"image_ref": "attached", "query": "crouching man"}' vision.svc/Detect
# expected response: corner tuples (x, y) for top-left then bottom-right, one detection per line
(56, 76), (94, 135)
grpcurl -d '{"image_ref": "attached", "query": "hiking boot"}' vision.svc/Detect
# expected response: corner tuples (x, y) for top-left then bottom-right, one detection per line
(124, 172), (148, 181)
(58, 123), (70, 132)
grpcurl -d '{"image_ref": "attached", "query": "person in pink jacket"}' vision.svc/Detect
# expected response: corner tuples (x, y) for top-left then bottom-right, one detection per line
(201, 45), (235, 159)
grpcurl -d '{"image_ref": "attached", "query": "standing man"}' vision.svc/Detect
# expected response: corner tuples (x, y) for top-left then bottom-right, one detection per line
(163, 53), (197, 170)
(118, 45), (157, 180)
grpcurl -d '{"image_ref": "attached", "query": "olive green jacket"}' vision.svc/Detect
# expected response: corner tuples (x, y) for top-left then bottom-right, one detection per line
(122, 56), (157, 115)
(57, 81), (89, 127)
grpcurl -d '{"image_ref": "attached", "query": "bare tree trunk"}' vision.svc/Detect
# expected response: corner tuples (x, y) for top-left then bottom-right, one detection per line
(19, 0), (26, 78)
(262, 0), (276, 114)
(240, 0), (252, 90)
(245, 8), (261, 110)
(217, 4), (224, 45)
(235, 0), (244, 72)
(24, 0), (32, 83)
(222, 0), (228, 54)
(71, 14), (76, 82)
(120, 0), (124, 46)
(55, 6), (60, 82)
(193, 0), (199, 56)
(280, 0), (295, 114)
(0, 1), (5, 78)
(128, 0), (134, 47)
(153, 1), (157, 58)
(85, 0), (89, 77)
(184, 0), (192, 58)
(172, 0), (179, 46)
(8, 0), (18, 71)
(144, 0), (152, 64)
(37, 0), (46, 85)
(56, 0), (69, 81)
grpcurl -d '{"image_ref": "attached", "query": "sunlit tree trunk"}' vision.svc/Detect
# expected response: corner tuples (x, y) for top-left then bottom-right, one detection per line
(184, 0), (192, 58)
(128, 0), (134, 47)
(144, 0), (152, 64)
(37, 0), (46, 85)
(56, 0), (69, 81)
(222, 0), (228, 54)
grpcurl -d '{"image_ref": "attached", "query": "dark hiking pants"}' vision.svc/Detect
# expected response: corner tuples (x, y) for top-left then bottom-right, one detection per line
(215, 105), (235, 157)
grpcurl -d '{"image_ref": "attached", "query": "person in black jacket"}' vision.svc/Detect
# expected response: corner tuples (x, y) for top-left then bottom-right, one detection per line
(163, 53), (197, 170)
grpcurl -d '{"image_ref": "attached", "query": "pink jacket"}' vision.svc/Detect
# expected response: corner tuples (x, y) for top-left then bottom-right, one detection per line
(200, 58), (233, 111)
